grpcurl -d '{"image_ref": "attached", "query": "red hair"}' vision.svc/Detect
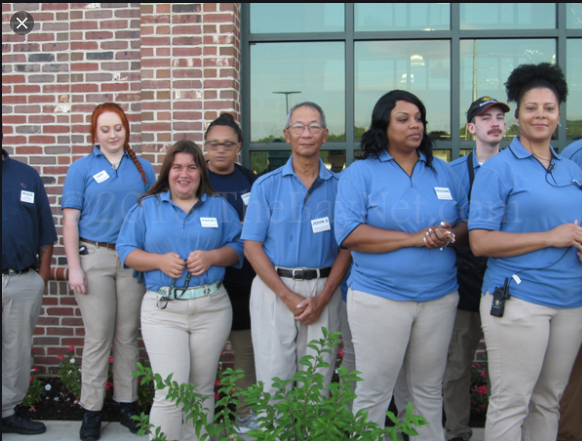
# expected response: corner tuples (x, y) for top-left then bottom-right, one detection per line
(90, 102), (147, 187)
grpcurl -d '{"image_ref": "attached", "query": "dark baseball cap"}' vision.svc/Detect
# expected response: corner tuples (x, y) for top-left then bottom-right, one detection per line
(467, 97), (510, 123)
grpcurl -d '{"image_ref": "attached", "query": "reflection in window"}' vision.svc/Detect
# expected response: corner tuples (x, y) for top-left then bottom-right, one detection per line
(355, 3), (450, 32)
(460, 4), (556, 30)
(250, 4), (344, 34)
(250, 42), (345, 143)
(355, 41), (450, 142)
(567, 39), (582, 140)
(567, 4), (582, 29)
(459, 39), (556, 140)
(249, 150), (346, 176)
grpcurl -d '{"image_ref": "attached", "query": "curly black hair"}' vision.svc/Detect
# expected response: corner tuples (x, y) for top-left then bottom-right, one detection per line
(360, 90), (434, 168)
(205, 113), (243, 143)
(504, 63), (568, 118)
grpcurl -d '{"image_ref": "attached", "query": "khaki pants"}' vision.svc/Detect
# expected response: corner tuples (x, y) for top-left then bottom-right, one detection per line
(75, 244), (145, 410)
(558, 344), (582, 441)
(2, 271), (45, 418)
(443, 309), (483, 440)
(339, 299), (356, 396)
(250, 275), (341, 401)
(229, 329), (256, 419)
(348, 288), (458, 441)
(480, 292), (582, 441)
(141, 287), (232, 441)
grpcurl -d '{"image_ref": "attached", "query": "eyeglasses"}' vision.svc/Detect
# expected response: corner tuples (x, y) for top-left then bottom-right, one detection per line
(205, 141), (239, 151)
(287, 123), (325, 135)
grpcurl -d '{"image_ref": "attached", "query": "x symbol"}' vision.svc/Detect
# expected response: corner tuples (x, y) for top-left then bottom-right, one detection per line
(16, 16), (28, 29)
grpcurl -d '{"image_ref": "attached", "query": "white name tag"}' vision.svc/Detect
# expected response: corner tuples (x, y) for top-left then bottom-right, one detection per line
(241, 192), (251, 206)
(20, 190), (35, 204)
(512, 274), (522, 285)
(200, 217), (218, 228)
(435, 187), (453, 200)
(311, 217), (331, 233)
(93, 170), (110, 184)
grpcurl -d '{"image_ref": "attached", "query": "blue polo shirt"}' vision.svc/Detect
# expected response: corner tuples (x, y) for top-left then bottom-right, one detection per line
(561, 139), (582, 169)
(449, 148), (481, 196)
(116, 191), (244, 291)
(61, 146), (156, 243)
(335, 150), (468, 302)
(469, 136), (582, 309)
(241, 156), (340, 269)
(2, 149), (58, 271)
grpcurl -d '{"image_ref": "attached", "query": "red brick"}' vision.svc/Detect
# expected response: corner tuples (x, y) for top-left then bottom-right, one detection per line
(71, 21), (98, 30)
(71, 41), (99, 51)
(100, 61), (129, 70)
(42, 166), (69, 175)
(43, 125), (69, 134)
(101, 83), (129, 92)
(62, 338), (85, 347)
(3, 95), (27, 104)
(203, 13), (234, 23)
(203, 3), (217, 12)
(33, 327), (45, 335)
(85, 31), (114, 40)
(172, 36), (202, 46)
(172, 25), (202, 35)
(47, 327), (74, 336)
(3, 115), (26, 124)
(101, 19), (128, 29)
(2, 34), (26, 43)
(42, 3), (69, 10)
(142, 122), (171, 132)
(173, 80), (203, 90)
(101, 41), (129, 50)
(28, 33), (56, 42)
(115, 50), (140, 60)
(72, 83), (99, 93)
(14, 105), (41, 113)
(13, 43), (41, 52)
(62, 317), (84, 326)
(172, 69), (203, 79)
(2, 54), (26, 63)
(71, 63), (99, 71)
(141, 36), (171, 46)
(115, 93), (140, 102)
(42, 43), (69, 51)
(29, 95), (56, 103)
(141, 14), (170, 24)
(15, 146), (43, 154)
(173, 111), (203, 120)
(157, 4), (171, 13)
(2, 75), (25, 83)
(86, 10), (113, 19)
(141, 80), (171, 90)
(173, 47), (203, 57)
(30, 135), (56, 144)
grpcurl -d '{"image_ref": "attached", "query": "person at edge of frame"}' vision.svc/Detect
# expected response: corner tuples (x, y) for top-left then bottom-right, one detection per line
(61, 103), (156, 441)
(2, 131), (57, 435)
(469, 62), (582, 441)
(116, 140), (244, 441)
(334, 90), (469, 441)
(204, 113), (259, 431)
(242, 102), (352, 405)
(557, 136), (582, 441)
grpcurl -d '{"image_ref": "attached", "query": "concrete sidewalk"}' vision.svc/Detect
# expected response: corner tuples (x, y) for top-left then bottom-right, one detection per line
(2, 420), (485, 440)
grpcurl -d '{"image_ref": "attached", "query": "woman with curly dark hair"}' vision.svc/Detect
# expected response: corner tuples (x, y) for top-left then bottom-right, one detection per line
(469, 63), (582, 440)
(334, 90), (468, 440)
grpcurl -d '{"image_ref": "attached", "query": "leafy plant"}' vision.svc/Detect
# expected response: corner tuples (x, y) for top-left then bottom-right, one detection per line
(57, 346), (82, 400)
(470, 362), (489, 415)
(22, 366), (46, 409)
(132, 327), (427, 441)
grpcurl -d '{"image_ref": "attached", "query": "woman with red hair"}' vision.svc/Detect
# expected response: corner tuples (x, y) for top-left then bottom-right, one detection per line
(62, 103), (156, 441)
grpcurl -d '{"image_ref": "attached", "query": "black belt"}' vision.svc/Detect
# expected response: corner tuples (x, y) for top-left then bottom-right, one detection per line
(2, 267), (32, 276)
(277, 267), (331, 280)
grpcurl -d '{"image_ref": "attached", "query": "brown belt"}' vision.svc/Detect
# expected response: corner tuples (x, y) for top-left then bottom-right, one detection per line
(80, 238), (116, 250)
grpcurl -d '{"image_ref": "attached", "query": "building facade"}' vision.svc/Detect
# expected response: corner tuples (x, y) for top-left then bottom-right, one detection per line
(2, 3), (581, 374)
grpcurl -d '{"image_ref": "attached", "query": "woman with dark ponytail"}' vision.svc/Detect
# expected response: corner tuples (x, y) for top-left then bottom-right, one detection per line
(62, 103), (156, 441)
(334, 90), (468, 440)
(469, 63), (582, 441)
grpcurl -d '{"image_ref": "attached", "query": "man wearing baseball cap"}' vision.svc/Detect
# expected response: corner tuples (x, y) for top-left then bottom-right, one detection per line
(444, 97), (510, 441)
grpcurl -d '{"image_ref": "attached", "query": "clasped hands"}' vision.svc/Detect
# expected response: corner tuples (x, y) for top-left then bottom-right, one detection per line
(422, 221), (456, 250)
(158, 251), (212, 278)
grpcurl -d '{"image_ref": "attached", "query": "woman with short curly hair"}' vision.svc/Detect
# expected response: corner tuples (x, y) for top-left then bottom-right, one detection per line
(469, 63), (582, 441)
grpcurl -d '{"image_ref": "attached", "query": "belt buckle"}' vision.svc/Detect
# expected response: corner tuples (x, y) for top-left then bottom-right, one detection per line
(292, 268), (306, 280)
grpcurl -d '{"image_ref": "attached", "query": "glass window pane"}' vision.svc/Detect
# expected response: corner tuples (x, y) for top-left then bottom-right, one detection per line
(249, 150), (345, 176)
(434, 150), (451, 162)
(568, 4), (582, 29)
(250, 42), (345, 143)
(355, 3), (450, 32)
(460, 4), (556, 30)
(250, 4), (344, 34)
(355, 40), (450, 142)
(567, 39), (582, 140)
(459, 39), (556, 140)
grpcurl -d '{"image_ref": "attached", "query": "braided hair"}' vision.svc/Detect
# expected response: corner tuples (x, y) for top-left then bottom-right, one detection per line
(90, 102), (149, 189)
(504, 63), (568, 118)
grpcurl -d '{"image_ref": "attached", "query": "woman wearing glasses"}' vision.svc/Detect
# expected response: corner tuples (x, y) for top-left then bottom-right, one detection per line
(204, 113), (259, 429)
(116, 140), (244, 441)
(335, 90), (468, 441)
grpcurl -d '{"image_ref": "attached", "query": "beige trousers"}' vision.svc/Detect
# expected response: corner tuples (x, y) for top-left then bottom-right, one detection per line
(2, 271), (45, 418)
(443, 309), (483, 440)
(229, 329), (256, 419)
(75, 244), (145, 410)
(480, 292), (582, 441)
(348, 288), (458, 441)
(558, 344), (582, 441)
(141, 287), (232, 441)
(250, 275), (341, 401)
(339, 299), (356, 396)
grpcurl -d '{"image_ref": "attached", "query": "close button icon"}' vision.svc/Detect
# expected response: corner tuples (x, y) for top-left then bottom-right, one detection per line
(10, 11), (35, 36)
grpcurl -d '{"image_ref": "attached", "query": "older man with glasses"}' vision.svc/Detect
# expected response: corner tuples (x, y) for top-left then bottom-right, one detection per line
(242, 102), (352, 402)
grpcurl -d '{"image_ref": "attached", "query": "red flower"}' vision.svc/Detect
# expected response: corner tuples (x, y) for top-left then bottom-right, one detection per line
(68, 346), (74, 352)
(215, 380), (221, 388)
(215, 392), (220, 401)
(109, 357), (114, 364)
(480, 371), (487, 378)
(337, 349), (344, 358)
(30, 375), (35, 382)
(58, 355), (64, 360)
(105, 381), (113, 391)
(476, 385), (488, 396)
(31, 366), (38, 373)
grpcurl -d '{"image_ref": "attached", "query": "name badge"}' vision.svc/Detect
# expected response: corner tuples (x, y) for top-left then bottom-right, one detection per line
(434, 187), (453, 200)
(241, 192), (251, 206)
(20, 190), (35, 204)
(311, 217), (331, 233)
(200, 217), (218, 228)
(93, 170), (110, 184)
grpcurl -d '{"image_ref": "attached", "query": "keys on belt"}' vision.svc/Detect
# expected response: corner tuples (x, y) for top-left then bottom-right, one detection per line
(276, 267), (332, 280)
(2, 267), (31, 276)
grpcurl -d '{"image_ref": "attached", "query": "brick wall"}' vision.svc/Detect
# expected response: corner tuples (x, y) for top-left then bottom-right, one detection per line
(2, 2), (242, 375)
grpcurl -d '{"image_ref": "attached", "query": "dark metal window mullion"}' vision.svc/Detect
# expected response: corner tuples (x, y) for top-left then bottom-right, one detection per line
(451, 3), (461, 160)
(557, 3), (567, 150)
(345, 3), (355, 166)
(241, 3), (252, 168)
